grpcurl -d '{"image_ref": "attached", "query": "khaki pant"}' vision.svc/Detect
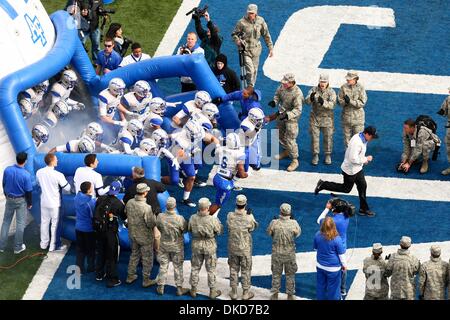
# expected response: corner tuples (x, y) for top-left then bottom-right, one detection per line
(156, 249), (184, 287)
(228, 254), (252, 290)
(190, 252), (217, 289)
(343, 123), (364, 147)
(278, 120), (299, 159)
(243, 44), (262, 87)
(271, 254), (298, 295)
(127, 236), (153, 277)
(310, 125), (334, 155)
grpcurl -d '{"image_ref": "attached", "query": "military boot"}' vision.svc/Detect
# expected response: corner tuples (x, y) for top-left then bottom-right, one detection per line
(441, 167), (450, 175)
(242, 289), (255, 300)
(176, 287), (189, 296)
(270, 293), (278, 300)
(274, 150), (289, 160)
(157, 285), (164, 295)
(287, 294), (296, 300)
(311, 153), (319, 165)
(142, 278), (157, 288)
(190, 287), (197, 298)
(420, 159), (429, 174)
(125, 274), (138, 284)
(229, 287), (238, 300)
(324, 154), (332, 165)
(287, 159), (299, 172)
(209, 289), (221, 299)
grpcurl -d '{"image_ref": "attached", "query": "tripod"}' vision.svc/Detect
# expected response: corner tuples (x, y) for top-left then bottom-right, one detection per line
(238, 47), (248, 89)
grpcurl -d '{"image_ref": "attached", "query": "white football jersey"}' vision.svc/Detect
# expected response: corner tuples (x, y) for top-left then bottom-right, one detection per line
(121, 92), (152, 121)
(43, 111), (59, 128)
(98, 88), (122, 119)
(170, 126), (205, 157)
(55, 139), (81, 153)
(171, 100), (201, 129)
(143, 112), (163, 137)
(50, 82), (73, 105)
(238, 117), (259, 147)
(20, 88), (45, 115)
(216, 146), (246, 179)
(115, 128), (142, 154)
(187, 112), (213, 133)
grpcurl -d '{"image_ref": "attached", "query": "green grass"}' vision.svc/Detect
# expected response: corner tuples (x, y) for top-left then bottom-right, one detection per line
(41, 0), (182, 56)
(0, 222), (47, 300)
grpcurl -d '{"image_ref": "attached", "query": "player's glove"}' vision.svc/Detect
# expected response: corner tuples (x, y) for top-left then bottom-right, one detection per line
(310, 92), (316, 102)
(268, 100), (276, 108)
(385, 254), (391, 260)
(318, 96), (324, 105)
(171, 158), (180, 170)
(75, 102), (85, 111)
(344, 95), (351, 104)
(114, 120), (128, 127)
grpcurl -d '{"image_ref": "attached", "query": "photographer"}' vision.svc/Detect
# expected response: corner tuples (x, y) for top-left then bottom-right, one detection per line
(316, 198), (353, 297)
(177, 32), (205, 92)
(192, 10), (223, 68)
(106, 22), (133, 57)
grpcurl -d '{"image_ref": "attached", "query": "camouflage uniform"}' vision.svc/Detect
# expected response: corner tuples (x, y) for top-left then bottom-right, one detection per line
(267, 204), (301, 297)
(363, 254), (389, 300)
(232, 6), (273, 87)
(155, 209), (187, 287)
(273, 80), (303, 161)
(418, 246), (449, 300)
(305, 80), (337, 161)
(385, 242), (420, 300)
(188, 210), (223, 290)
(437, 92), (450, 174)
(402, 126), (439, 163)
(338, 80), (368, 147)
(126, 194), (156, 279)
(227, 206), (258, 292)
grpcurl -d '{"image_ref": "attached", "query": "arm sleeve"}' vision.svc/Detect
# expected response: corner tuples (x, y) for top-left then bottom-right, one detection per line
(316, 208), (329, 225)
(207, 21), (222, 48)
(273, 87), (281, 105)
(58, 173), (71, 192)
(155, 181), (166, 193)
(349, 87), (367, 109)
(401, 134), (411, 162)
(222, 90), (241, 103)
(337, 87), (346, 106)
(323, 89), (337, 110)
(418, 265), (426, 296)
(305, 88), (314, 105)
(231, 21), (242, 44)
(194, 17), (207, 40)
(348, 140), (367, 165)
(410, 130), (428, 162)
(294, 221), (301, 238)
(25, 191), (32, 207)
(286, 92), (302, 120)
(261, 20), (274, 50)
(24, 174), (33, 192)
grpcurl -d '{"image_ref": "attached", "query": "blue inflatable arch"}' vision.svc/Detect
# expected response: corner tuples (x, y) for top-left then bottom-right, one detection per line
(0, 10), (240, 249)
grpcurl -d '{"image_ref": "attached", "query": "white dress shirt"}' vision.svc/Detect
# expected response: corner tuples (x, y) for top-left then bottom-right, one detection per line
(36, 166), (70, 208)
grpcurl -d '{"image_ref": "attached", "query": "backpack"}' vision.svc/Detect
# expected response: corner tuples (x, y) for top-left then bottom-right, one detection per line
(93, 197), (118, 233)
(415, 115), (437, 134)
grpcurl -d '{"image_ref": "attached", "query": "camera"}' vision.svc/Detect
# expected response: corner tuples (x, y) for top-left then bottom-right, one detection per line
(329, 198), (355, 217)
(97, 7), (116, 16)
(179, 45), (192, 55)
(186, 5), (209, 18)
(232, 31), (247, 51)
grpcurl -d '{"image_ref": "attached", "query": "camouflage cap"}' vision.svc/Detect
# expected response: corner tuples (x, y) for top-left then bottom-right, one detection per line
(280, 203), (291, 216)
(166, 197), (176, 210)
(198, 197), (211, 210)
(319, 74), (329, 82)
(136, 183), (150, 193)
(372, 243), (383, 254)
(236, 194), (247, 206)
(430, 245), (441, 256)
(345, 70), (359, 80)
(400, 236), (412, 248)
(281, 73), (296, 84)
(247, 4), (258, 14)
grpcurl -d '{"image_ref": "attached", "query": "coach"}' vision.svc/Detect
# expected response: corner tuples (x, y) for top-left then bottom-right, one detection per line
(314, 126), (378, 217)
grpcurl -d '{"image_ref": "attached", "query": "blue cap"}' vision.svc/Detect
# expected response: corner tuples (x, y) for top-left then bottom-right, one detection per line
(108, 180), (122, 195)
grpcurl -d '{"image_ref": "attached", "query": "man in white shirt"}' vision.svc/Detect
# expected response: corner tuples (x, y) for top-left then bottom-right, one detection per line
(178, 32), (205, 92)
(74, 154), (109, 196)
(314, 126), (378, 217)
(119, 42), (151, 67)
(36, 153), (71, 251)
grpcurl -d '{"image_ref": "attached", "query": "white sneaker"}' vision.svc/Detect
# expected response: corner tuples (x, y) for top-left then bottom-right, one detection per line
(55, 244), (68, 251)
(14, 244), (26, 254)
(49, 246), (55, 252)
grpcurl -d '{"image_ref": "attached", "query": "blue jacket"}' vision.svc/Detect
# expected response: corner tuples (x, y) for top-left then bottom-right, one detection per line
(74, 192), (96, 232)
(319, 213), (349, 250)
(313, 232), (345, 268)
(222, 89), (262, 119)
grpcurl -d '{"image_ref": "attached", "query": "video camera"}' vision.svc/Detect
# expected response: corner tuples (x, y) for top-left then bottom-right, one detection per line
(329, 197), (355, 218)
(186, 5), (209, 18)
(97, 7), (116, 16)
(179, 45), (192, 55)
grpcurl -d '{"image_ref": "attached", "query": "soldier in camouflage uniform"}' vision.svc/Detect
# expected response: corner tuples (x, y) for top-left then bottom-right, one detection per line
(385, 236), (420, 300)
(265, 73), (303, 172)
(227, 195), (258, 300)
(267, 203), (301, 300)
(398, 118), (441, 174)
(188, 197), (223, 299)
(362, 243), (389, 300)
(305, 74), (337, 165)
(418, 245), (449, 300)
(155, 197), (189, 296)
(125, 183), (157, 288)
(437, 87), (450, 175)
(232, 4), (273, 87)
(338, 71), (368, 148)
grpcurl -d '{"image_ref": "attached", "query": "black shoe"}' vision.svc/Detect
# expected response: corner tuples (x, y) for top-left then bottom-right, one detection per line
(250, 164), (261, 171)
(182, 199), (196, 208)
(314, 180), (324, 195)
(194, 177), (207, 187)
(107, 279), (122, 288)
(96, 272), (106, 281)
(341, 290), (347, 297)
(358, 209), (376, 217)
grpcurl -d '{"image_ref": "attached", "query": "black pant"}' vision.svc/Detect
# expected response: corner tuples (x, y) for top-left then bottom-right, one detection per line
(95, 231), (119, 281)
(75, 230), (96, 273)
(181, 82), (197, 93)
(321, 170), (369, 211)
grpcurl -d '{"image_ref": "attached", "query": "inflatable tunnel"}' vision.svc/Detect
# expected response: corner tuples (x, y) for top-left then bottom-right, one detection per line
(0, 4), (241, 250)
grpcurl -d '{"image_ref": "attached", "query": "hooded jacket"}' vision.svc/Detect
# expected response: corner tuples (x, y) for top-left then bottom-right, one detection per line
(213, 54), (240, 94)
(74, 192), (97, 232)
